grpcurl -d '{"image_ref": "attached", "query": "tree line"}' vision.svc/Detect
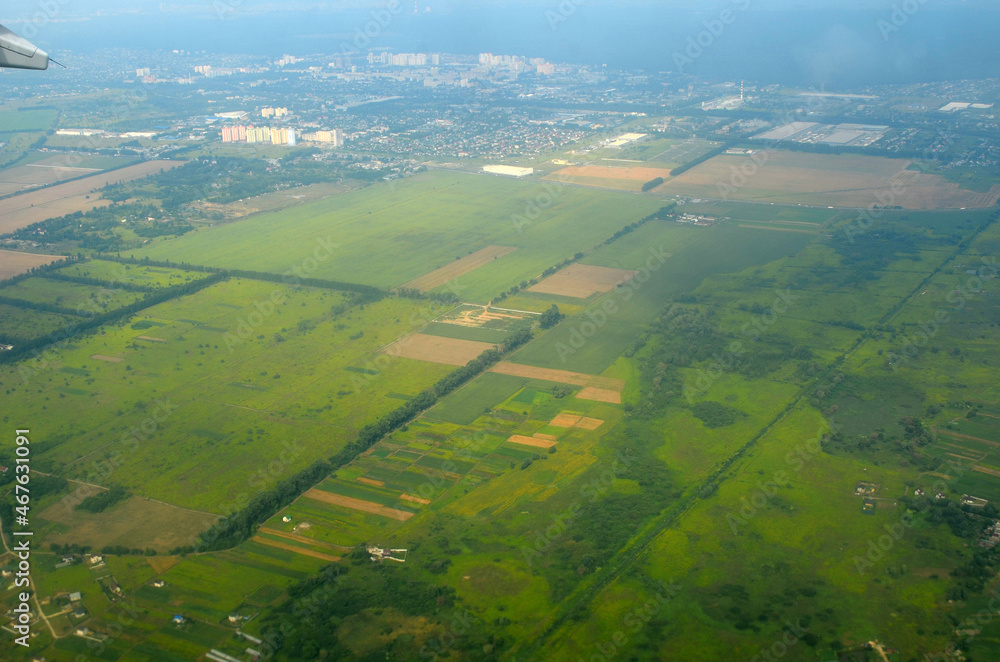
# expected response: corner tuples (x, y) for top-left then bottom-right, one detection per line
(0, 272), (226, 365)
(194, 327), (533, 553)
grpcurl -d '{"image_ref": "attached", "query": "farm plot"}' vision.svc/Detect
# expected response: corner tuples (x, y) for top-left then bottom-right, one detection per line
(658, 151), (1000, 208)
(133, 170), (664, 303)
(302, 488), (415, 521)
(0, 159), (182, 233)
(436, 304), (533, 330)
(490, 361), (625, 391)
(527, 263), (639, 299)
(0, 279), (458, 512)
(0, 276), (146, 313)
(546, 165), (674, 192)
(37, 494), (219, 553)
(400, 245), (516, 292)
(381, 333), (498, 366)
(55, 259), (204, 289)
(0, 248), (64, 280)
(0, 154), (110, 197)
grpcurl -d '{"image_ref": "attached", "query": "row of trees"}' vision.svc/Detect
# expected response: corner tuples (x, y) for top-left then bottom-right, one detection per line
(0, 272), (226, 365)
(96, 254), (387, 298)
(196, 327), (534, 552)
(670, 142), (736, 177)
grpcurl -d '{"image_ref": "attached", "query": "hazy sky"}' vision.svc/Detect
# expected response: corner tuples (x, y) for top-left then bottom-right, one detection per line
(3, 0), (997, 88)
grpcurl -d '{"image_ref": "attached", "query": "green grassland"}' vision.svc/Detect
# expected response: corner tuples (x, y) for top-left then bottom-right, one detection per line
(55, 260), (204, 289)
(511, 222), (814, 375)
(0, 108), (59, 132)
(131, 170), (664, 303)
(0, 280), (454, 512)
(512, 210), (1000, 660)
(0, 303), (77, 340)
(0, 277), (146, 313)
(4, 155), (1000, 662)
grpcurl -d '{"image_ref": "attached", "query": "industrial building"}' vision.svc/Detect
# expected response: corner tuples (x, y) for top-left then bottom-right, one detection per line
(483, 165), (534, 177)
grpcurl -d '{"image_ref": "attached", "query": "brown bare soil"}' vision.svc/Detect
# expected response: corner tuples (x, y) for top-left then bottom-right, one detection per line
(90, 354), (123, 362)
(575, 387), (622, 404)
(146, 556), (181, 574)
(550, 413), (582, 428)
(972, 465), (1000, 478)
(576, 417), (605, 430)
(258, 526), (348, 555)
(528, 263), (639, 299)
(507, 435), (557, 449)
(356, 477), (385, 487)
(38, 495), (219, 552)
(400, 493), (431, 505)
(382, 333), (497, 366)
(0, 249), (64, 279)
(0, 160), (183, 233)
(490, 362), (625, 391)
(252, 535), (342, 562)
(658, 151), (1000, 209)
(549, 412), (605, 430)
(400, 245), (516, 292)
(935, 428), (999, 447)
(549, 165), (673, 182)
(303, 488), (414, 521)
(441, 306), (528, 328)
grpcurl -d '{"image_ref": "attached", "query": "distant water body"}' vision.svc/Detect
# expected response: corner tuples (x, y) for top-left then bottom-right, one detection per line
(31, 6), (1000, 89)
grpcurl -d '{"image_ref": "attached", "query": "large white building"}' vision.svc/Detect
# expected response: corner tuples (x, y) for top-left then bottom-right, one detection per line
(483, 165), (534, 178)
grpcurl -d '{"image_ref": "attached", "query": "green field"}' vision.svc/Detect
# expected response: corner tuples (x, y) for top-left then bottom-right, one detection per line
(55, 260), (204, 289)
(0, 107), (59, 132)
(0, 280), (454, 511)
(0, 277), (146, 314)
(0, 302), (77, 340)
(4, 142), (1000, 662)
(132, 170), (664, 302)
